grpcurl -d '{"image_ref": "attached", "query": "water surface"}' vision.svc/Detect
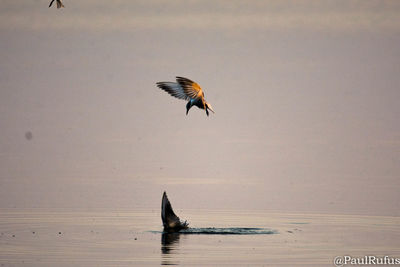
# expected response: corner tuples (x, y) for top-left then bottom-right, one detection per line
(0, 209), (399, 266)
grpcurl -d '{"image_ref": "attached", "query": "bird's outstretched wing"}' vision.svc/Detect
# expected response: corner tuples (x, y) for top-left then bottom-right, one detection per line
(156, 82), (190, 101)
(161, 192), (182, 229)
(176, 76), (203, 99)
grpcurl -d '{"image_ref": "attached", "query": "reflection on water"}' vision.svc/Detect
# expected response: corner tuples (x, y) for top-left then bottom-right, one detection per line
(160, 228), (277, 265)
(161, 233), (181, 265)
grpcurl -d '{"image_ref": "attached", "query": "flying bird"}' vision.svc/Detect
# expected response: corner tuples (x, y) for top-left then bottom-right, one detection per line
(156, 76), (214, 116)
(49, 0), (64, 8)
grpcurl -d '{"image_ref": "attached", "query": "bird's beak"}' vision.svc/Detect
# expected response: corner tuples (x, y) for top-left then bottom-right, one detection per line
(207, 106), (215, 113)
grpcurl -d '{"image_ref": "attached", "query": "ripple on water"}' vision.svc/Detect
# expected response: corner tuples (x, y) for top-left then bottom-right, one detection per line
(152, 227), (278, 235)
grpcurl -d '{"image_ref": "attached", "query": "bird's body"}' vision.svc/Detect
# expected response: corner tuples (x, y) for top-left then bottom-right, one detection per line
(156, 76), (214, 116)
(49, 0), (64, 8)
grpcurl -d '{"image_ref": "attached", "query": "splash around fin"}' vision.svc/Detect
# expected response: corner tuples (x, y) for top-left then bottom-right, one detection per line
(161, 191), (189, 232)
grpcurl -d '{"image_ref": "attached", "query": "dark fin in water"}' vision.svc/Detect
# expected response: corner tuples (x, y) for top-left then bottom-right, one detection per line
(161, 191), (189, 232)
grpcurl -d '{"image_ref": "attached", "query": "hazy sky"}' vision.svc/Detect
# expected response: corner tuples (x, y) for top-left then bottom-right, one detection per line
(0, 0), (399, 216)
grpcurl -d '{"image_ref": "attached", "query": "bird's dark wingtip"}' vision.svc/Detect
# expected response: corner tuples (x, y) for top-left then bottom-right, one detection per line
(176, 76), (194, 84)
(156, 82), (165, 89)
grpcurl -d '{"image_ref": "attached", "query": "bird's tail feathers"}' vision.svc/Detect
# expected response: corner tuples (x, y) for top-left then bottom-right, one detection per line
(57, 0), (64, 8)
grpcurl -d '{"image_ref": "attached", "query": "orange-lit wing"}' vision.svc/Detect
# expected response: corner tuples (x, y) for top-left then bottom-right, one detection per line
(176, 77), (203, 99)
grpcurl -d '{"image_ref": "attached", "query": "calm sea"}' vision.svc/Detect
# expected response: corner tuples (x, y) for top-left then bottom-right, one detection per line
(0, 209), (399, 266)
